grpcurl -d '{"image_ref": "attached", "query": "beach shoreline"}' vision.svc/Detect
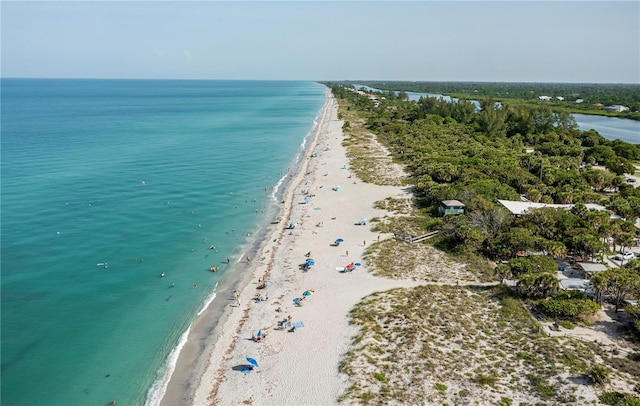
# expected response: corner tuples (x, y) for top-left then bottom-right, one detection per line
(155, 88), (332, 405)
(182, 89), (418, 405)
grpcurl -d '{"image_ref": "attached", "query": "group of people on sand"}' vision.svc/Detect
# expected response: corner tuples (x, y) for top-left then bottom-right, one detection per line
(277, 315), (293, 329)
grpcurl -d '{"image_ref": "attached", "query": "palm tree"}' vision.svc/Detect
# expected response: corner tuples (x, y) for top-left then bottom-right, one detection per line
(536, 273), (560, 298)
(590, 273), (607, 306)
(495, 264), (512, 285)
(546, 241), (568, 260)
(516, 274), (537, 297)
(516, 273), (559, 298)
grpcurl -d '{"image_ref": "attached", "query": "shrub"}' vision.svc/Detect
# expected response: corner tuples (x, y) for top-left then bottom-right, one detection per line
(499, 397), (513, 406)
(587, 365), (610, 385)
(538, 291), (600, 320)
(474, 373), (498, 386)
(374, 372), (389, 383)
(509, 256), (558, 276)
(599, 391), (640, 406)
(360, 392), (374, 401)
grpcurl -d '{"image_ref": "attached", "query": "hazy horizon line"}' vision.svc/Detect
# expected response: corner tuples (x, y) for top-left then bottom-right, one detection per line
(3, 76), (639, 86)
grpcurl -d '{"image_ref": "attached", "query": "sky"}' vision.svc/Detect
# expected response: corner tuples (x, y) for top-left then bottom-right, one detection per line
(2, 1), (639, 83)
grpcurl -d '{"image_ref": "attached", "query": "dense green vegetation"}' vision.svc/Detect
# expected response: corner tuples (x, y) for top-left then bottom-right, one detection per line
(345, 81), (640, 120)
(327, 82), (640, 329)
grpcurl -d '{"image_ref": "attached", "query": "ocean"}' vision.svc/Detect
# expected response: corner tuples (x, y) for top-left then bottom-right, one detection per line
(0, 79), (326, 405)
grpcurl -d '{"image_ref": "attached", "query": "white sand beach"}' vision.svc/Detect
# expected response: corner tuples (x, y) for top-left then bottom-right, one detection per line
(186, 91), (419, 405)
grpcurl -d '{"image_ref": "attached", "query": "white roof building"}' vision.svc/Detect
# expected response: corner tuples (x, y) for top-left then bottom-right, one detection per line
(497, 200), (607, 216)
(577, 262), (608, 274)
(559, 278), (590, 291)
(603, 105), (629, 112)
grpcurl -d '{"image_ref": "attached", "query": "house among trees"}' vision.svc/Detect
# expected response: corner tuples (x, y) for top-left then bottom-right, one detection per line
(497, 200), (608, 217)
(577, 262), (608, 278)
(603, 105), (630, 112)
(559, 278), (589, 291)
(438, 200), (465, 216)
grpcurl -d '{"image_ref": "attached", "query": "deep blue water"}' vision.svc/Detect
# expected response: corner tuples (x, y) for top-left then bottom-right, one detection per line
(1, 79), (326, 405)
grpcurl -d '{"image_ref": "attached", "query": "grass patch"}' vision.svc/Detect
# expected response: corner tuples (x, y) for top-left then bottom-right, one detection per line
(337, 97), (407, 186)
(435, 382), (448, 392)
(339, 284), (639, 404)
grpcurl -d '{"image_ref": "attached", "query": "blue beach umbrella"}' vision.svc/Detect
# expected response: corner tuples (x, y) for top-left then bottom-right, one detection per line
(354, 263), (362, 267)
(306, 260), (315, 266)
(293, 298), (300, 305)
(336, 238), (344, 243)
(246, 357), (259, 368)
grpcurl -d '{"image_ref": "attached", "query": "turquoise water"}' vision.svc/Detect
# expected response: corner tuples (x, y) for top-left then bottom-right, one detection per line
(1, 79), (326, 405)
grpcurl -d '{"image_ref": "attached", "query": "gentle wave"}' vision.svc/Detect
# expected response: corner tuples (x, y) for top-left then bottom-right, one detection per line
(198, 282), (219, 316)
(271, 102), (326, 203)
(271, 174), (288, 203)
(145, 282), (219, 406)
(144, 325), (192, 406)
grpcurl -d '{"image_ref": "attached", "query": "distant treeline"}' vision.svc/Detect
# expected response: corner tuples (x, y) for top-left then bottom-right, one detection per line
(337, 81), (640, 119)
